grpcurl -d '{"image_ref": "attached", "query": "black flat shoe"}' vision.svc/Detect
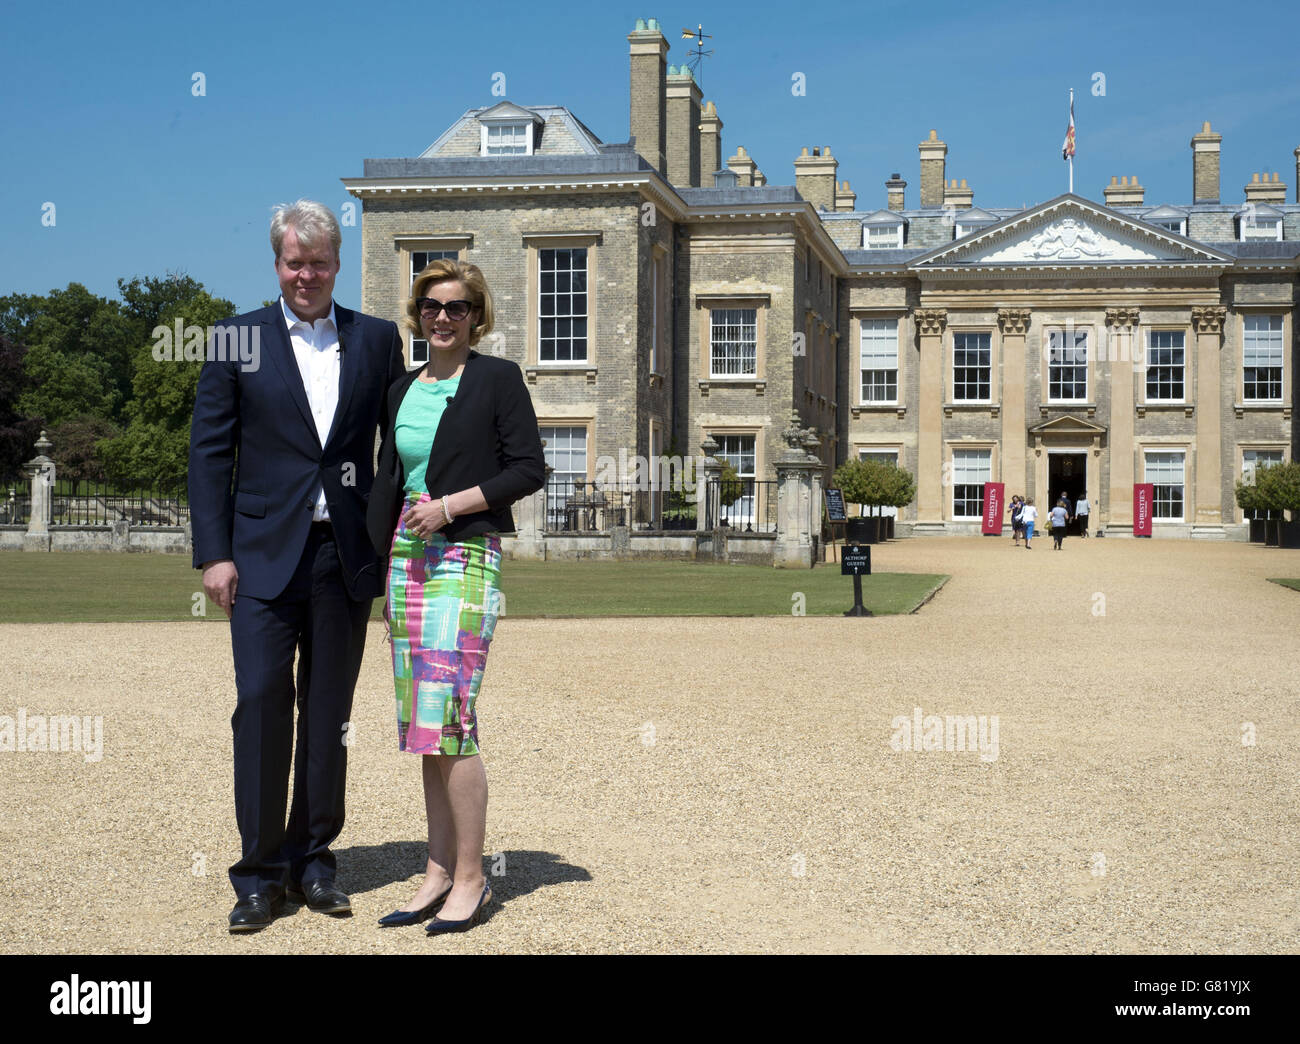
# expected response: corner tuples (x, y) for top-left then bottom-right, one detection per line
(287, 879), (352, 915)
(229, 891), (284, 933)
(378, 884), (453, 927)
(425, 883), (491, 936)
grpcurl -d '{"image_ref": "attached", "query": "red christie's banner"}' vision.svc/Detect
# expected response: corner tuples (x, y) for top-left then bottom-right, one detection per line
(982, 482), (1005, 535)
(1134, 483), (1154, 536)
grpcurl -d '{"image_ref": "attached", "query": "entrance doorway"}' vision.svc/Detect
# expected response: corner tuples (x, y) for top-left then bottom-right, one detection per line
(1047, 451), (1088, 534)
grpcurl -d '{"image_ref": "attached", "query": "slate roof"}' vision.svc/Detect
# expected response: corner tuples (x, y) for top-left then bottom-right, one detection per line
(843, 249), (926, 266)
(1205, 241), (1300, 258)
(362, 150), (655, 178)
(676, 187), (804, 205)
(420, 104), (604, 158)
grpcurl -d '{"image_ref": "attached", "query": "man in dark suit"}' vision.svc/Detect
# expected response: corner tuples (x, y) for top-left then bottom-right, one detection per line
(189, 200), (406, 932)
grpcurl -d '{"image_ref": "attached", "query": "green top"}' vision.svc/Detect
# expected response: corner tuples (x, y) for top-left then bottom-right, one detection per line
(395, 376), (460, 495)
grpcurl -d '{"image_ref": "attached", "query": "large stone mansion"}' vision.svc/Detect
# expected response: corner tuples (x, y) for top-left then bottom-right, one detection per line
(343, 18), (1298, 537)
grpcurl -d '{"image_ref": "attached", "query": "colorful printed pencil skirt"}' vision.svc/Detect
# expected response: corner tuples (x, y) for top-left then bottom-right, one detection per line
(386, 493), (502, 755)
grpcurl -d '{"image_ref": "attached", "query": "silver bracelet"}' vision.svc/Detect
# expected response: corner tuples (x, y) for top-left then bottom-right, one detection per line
(441, 494), (454, 522)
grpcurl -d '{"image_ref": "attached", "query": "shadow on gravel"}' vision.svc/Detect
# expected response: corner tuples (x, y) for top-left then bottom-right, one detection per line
(336, 843), (592, 907)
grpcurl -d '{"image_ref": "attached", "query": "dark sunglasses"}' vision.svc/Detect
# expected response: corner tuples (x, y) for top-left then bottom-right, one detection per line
(415, 298), (474, 321)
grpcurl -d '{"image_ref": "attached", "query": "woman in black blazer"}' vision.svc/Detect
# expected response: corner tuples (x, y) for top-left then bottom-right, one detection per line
(368, 259), (544, 933)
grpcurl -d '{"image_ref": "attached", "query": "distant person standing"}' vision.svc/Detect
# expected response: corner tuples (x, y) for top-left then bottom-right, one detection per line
(1050, 500), (1069, 550)
(1074, 494), (1091, 537)
(1021, 498), (1038, 549)
(1009, 495), (1025, 546)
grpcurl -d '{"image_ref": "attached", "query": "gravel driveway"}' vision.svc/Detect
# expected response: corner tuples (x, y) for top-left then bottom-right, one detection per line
(2, 536), (1297, 953)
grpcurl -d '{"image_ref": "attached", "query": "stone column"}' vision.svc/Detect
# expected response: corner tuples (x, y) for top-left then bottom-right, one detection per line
(1191, 305), (1228, 535)
(915, 309), (947, 527)
(512, 474), (551, 561)
(696, 436), (722, 532)
(1105, 308), (1139, 533)
(22, 430), (55, 552)
(772, 418), (823, 569)
(803, 431), (825, 562)
(998, 309), (1030, 496)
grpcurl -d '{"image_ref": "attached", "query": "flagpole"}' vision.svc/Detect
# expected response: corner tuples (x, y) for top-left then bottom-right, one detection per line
(1068, 88), (1074, 194)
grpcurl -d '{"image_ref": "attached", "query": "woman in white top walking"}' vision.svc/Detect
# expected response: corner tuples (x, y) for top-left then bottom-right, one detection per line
(1021, 498), (1038, 549)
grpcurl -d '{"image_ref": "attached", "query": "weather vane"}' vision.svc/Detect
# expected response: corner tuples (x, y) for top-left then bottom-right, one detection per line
(680, 23), (714, 87)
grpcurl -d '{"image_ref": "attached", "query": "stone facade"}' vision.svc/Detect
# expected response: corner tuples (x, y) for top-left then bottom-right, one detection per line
(343, 18), (1298, 540)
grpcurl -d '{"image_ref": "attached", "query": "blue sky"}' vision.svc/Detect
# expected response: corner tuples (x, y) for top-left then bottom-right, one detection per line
(3, 0), (1298, 315)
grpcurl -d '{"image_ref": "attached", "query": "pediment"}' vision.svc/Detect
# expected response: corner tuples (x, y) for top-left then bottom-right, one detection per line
(911, 195), (1232, 268)
(954, 206), (998, 225)
(1028, 415), (1108, 436)
(861, 208), (904, 226)
(476, 101), (542, 124)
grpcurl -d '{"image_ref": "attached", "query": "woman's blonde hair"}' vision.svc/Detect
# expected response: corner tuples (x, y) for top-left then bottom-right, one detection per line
(403, 258), (494, 347)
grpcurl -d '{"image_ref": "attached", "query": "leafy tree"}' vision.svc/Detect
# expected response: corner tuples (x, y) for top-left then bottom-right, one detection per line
(118, 273), (222, 339)
(1234, 476), (1261, 514)
(882, 462), (917, 512)
(1254, 462), (1300, 521)
(717, 459), (745, 510)
(834, 458), (886, 514)
(47, 415), (119, 490)
(99, 283), (235, 492)
(2, 284), (135, 426)
(833, 458), (916, 518)
(0, 334), (44, 485)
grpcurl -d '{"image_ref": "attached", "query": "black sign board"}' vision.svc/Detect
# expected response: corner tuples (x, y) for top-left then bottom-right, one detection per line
(824, 488), (847, 523)
(841, 544), (871, 576)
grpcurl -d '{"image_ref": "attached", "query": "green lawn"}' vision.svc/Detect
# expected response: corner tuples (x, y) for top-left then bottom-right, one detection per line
(0, 552), (946, 622)
(1267, 578), (1300, 593)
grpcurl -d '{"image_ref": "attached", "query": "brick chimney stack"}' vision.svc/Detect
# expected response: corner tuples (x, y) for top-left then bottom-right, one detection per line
(834, 180), (857, 211)
(886, 173), (906, 212)
(628, 18), (668, 177)
(699, 101), (723, 183)
(665, 65), (702, 187)
(942, 178), (973, 210)
(1190, 121), (1222, 204)
(726, 145), (756, 187)
(1103, 175), (1145, 207)
(1243, 172), (1287, 204)
(793, 146), (838, 210)
(919, 129), (947, 208)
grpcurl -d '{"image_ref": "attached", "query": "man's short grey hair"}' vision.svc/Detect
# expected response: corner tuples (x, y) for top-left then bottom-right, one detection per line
(270, 199), (342, 260)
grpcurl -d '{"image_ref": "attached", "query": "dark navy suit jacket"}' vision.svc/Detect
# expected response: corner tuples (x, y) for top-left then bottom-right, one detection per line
(188, 301), (407, 601)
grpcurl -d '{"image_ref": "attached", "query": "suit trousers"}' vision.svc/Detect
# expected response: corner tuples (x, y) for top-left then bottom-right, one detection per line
(228, 524), (371, 897)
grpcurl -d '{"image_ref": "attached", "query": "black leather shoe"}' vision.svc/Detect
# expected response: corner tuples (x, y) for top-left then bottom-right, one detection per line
(378, 884), (453, 927)
(229, 892), (284, 933)
(287, 879), (352, 915)
(425, 883), (491, 935)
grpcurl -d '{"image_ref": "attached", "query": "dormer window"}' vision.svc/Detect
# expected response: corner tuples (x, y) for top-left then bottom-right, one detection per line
(476, 101), (542, 157)
(952, 207), (997, 241)
(482, 121), (532, 156)
(1142, 205), (1188, 238)
(1238, 205), (1283, 242)
(861, 210), (904, 249)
